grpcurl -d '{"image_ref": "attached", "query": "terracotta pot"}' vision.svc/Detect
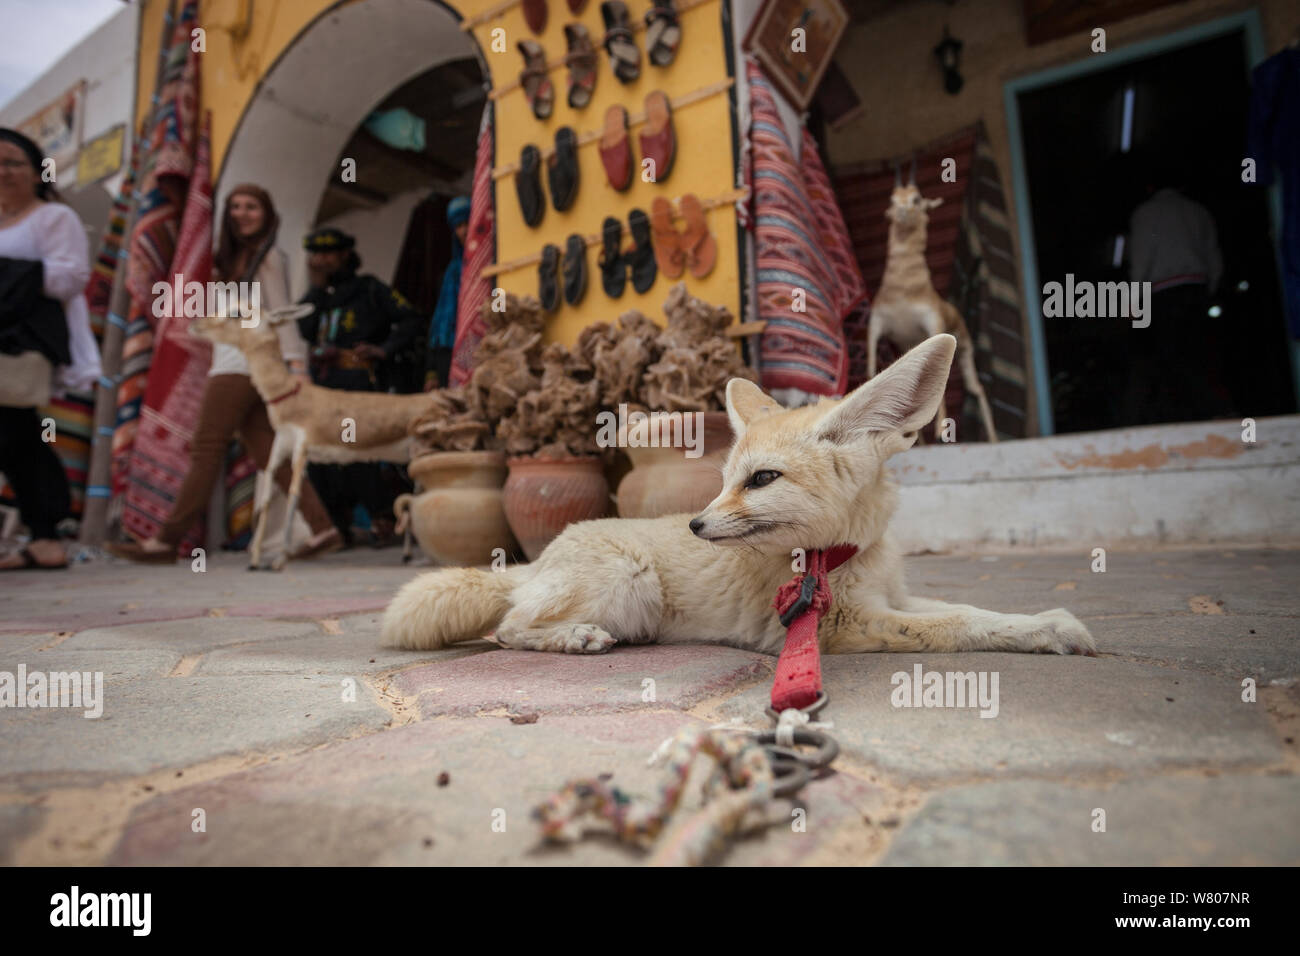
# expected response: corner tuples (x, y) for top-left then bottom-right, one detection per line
(615, 411), (733, 518)
(395, 450), (518, 566)
(503, 455), (610, 560)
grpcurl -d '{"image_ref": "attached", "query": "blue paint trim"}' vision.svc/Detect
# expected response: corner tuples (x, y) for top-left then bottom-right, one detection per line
(1002, 9), (1270, 435)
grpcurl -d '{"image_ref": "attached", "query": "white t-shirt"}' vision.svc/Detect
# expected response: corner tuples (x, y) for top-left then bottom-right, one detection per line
(0, 202), (101, 394)
(208, 247), (309, 377)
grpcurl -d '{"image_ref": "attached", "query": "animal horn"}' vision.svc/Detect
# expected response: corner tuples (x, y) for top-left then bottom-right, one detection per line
(908, 157), (916, 186)
(893, 162), (901, 188)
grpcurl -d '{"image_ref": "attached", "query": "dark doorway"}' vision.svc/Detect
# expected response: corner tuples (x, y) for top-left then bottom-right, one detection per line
(1018, 29), (1295, 433)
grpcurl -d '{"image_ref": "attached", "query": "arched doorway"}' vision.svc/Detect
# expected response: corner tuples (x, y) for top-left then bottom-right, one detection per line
(216, 0), (484, 297)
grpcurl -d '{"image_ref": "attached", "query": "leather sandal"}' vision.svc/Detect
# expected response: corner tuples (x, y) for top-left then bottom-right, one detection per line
(517, 41), (554, 121)
(104, 539), (177, 564)
(564, 24), (598, 110)
(598, 216), (627, 298)
(649, 196), (685, 279)
(598, 105), (633, 191)
(539, 243), (562, 312)
(523, 0), (547, 34)
(567, 0), (588, 11)
(601, 1), (641, 84)
(644, 0), (682, 67)
(562, 233), (588, 306)
(679, 193), (716, 278)
(516, 145), (545, 227)
(547, 126), (580, 212)
(627, 208), (658, 293)
(566, 234), (592, 304)
(638, 90), (675, 183)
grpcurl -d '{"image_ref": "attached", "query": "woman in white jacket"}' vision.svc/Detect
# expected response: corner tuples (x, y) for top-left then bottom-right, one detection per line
(0, 127), (100, 570)
(109, 184), (339, 562)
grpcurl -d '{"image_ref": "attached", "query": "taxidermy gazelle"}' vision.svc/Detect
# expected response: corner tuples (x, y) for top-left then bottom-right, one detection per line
(191, 306), (430, 570)
(867, 161), (998, 442)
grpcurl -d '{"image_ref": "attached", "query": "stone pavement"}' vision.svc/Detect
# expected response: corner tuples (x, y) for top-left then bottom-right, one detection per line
(1, 545), (1296, 865)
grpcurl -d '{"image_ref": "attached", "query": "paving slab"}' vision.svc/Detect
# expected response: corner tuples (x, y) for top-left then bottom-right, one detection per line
(715, 655), (1283, 784)
(0, 674), (391, 780)
(881, 774), (1300, 865)
(195, 625), (492, 676)
(391, 645), (772, 718)
(0, 804), (45, 864)
(60, 617), (324, 654)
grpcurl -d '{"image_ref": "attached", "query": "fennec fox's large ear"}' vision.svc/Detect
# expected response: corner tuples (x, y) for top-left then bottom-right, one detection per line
(814, 333), (956, 444)
(725, 378), (782, 440)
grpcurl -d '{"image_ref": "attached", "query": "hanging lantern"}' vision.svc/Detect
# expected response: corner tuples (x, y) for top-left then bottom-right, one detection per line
(934, 26), (964, 96)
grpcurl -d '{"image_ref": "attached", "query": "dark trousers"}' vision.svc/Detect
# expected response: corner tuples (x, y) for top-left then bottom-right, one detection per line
(0, 405), (71, 539)
(308, 462), (394, 540)
(1126, 284), (1223, 424)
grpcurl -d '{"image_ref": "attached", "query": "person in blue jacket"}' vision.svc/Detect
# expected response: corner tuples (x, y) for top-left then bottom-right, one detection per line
(424, 195), (470, 390)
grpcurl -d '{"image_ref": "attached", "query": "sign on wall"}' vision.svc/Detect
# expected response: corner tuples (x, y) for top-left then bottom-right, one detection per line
(76, 124), (126, 185)
(743, 0), (849, 110)
(17, 81), (85, 185)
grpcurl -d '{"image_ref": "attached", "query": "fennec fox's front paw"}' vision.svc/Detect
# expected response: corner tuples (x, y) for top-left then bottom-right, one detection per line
(1030, 608), (1098, 656)
(495, 622), (618, 654)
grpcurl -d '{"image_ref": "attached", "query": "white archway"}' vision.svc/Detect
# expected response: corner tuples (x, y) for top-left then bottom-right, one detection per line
(217, 0), (480, 295)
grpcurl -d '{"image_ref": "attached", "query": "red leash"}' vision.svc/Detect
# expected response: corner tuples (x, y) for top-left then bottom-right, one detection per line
(770, 544), (859, 714)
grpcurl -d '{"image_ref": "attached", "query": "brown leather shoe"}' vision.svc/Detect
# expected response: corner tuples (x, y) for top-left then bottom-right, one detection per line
(517, 40), (554, 121)
(650, 197), (685, 279)
(599, 105), (632, 191)
(679, 193), (716, 278)
(523, 0), (547, 34)
(564, 24), (598, 110)
(638, 90), (675, 183)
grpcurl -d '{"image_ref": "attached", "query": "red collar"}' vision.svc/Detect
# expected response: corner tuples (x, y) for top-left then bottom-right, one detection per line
(770, 544), (859, 714)
(267, 381), (302, 405)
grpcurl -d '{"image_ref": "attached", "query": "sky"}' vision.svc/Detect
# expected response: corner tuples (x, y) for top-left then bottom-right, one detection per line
(0, 0), (125, 110)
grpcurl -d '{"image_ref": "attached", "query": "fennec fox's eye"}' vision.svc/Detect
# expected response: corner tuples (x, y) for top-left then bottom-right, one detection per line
(745, 470), (781, 489)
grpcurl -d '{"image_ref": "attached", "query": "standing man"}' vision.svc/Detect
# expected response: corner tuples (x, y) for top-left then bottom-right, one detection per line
(424, 195), (470, 391)
(297, 227), (424, 546)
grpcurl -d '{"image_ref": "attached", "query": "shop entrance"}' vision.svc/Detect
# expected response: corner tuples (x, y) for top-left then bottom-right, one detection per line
(1007, 12), (1297, 435)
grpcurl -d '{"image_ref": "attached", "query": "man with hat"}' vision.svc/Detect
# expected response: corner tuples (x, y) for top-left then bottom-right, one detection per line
(424, 195), (471, 390)
(296, 226), (424, 546)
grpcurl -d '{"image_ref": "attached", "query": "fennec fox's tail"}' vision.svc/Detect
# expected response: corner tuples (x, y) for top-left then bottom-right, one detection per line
(381, 565), (530, 650)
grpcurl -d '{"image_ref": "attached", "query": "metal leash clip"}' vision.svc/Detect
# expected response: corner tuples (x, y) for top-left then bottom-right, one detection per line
(752, 726), (840, 797)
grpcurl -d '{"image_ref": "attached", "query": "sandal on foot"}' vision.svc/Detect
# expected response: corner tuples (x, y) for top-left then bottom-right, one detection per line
(539, 244), (562, 312)
(627, 208), (658, 293)
(104, 539), (177, 564)
(650, 196), (685, 279)
(516, 144), (545, 227)
(598, 216), (627, 298)
(679, 193), (716, 278)
(562, 233), (588, 306)
(598, 105), (633, 191)
(517, 41), (554, 121)
(292, 527), (343, 560)
(601, 1), (641, 83)
(638, 90), (675, 183)
(644, 0), (682, 67)
(563, 24), (598, 110)
(547, 126), (580, 212)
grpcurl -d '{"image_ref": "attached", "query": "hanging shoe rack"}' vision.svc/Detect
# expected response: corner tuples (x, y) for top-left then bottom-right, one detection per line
(491, 77), (732, 180)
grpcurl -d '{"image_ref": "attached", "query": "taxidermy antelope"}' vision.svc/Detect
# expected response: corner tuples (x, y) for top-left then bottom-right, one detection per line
(192, 307), (432, 570)
(867, 161), (998, 442)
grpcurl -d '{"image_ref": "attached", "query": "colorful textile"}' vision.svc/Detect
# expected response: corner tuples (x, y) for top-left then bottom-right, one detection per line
(120, 111), (213, 547)
(449, 104), (495, 387)
(748, 59), (864, 396)
(112, 0), (201, 499)
(833, 122), (1029, 438)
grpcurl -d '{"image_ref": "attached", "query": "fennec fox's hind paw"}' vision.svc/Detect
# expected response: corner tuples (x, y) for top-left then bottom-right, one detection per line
(1031, 608), (1098, 656)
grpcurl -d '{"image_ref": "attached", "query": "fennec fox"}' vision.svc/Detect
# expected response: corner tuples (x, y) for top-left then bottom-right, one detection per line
(381, 333), (1096, 657)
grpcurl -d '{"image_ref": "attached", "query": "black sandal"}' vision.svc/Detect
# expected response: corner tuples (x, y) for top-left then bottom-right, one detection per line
(562, 233), (588, 306)
(547, 127), (580, 212)
(516, 145), (545, 228)
(627, 208), (658, 294)
(539, 243), (562, 312)
(644, 0), (681, 67)
(601, 1), (641, 83)
(598, 216), (627, 298)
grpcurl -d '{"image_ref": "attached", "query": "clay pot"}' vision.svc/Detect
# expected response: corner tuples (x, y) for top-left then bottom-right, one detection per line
(615, 411), (733, 518)
(502, 455), (610, 560)
(395, 450), (518, 566)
